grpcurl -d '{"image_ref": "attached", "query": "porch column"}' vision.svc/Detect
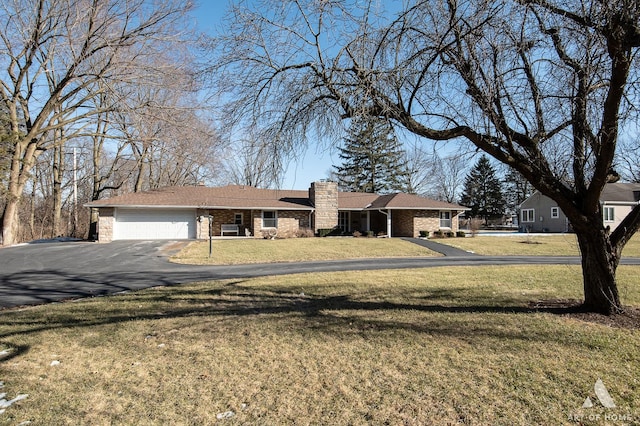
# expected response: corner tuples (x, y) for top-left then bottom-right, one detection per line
(378, 209), (391, 238)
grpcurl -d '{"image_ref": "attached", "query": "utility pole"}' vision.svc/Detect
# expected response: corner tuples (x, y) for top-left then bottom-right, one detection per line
(73, 147), (78, 237)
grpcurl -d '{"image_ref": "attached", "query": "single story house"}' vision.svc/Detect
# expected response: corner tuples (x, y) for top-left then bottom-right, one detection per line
(518, 182), (640, 233)
(85, 181), (469, 242)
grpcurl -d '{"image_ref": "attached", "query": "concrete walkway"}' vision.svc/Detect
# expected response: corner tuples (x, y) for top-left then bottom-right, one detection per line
(401, 238), (478, 257)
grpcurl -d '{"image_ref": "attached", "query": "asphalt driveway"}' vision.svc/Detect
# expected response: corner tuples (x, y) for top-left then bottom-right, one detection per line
(1, 239), (639, 310)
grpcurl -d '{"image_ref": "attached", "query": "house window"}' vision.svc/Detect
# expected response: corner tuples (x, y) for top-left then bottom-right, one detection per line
(550, 207), (559, 219)
(603, 206), (615, 222)
(262, 210), (277, 228)
(234, 213), (243, 225)
(338, 211), (350, 232)
(521, 209), (535, 223)
(439, 211), (451, 228)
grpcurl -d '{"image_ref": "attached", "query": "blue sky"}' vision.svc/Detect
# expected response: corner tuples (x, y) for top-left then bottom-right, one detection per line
(191, 1), (340, 189)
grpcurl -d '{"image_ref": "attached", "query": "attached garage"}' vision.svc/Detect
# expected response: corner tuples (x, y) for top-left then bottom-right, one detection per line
(113, 208), (196, 240)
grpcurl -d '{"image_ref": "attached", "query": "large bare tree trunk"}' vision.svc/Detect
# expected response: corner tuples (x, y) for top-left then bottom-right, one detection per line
(1, 198), (20, 246)
(575, 228), (622, 315)
(1, 139), (38, 245)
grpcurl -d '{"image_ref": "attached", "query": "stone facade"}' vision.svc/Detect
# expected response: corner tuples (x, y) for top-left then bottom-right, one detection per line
(196, 209), (211, 239)
(97, 208), (115, 243)
(251, 210), (311, 238)
(309, 181), (338, 232)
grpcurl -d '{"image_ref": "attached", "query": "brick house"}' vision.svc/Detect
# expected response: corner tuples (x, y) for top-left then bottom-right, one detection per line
(85, 181), (468, 242)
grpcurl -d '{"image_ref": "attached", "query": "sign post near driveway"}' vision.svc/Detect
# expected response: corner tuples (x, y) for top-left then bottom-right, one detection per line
(198, 214), (214, 258)
(207, 214), (213, 258)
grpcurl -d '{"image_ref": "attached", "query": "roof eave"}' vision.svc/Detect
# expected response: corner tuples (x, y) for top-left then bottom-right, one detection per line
(363, 206), (471, 211)
(85, 204), (313, 210)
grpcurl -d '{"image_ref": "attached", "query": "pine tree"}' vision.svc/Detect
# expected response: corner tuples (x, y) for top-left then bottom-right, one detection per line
(503, 167), (533, 213)
(333, 117), (408, 193)
(459, 155), (505, 224)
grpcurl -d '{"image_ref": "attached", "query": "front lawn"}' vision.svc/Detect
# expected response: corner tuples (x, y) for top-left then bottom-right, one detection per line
(0, 265), (638, 425)
(171, 237), (439, 265)
(436, 233), (640, 257)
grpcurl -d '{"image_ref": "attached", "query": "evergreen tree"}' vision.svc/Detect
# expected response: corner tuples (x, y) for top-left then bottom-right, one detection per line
(459, 155), (505, 223)
(502, 167), (534, 213)
(333, 117), (408, 193)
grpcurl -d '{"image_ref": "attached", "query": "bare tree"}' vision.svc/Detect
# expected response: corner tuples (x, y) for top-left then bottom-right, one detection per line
(85, 89), (134, 238)
(402, 143), (470, 202)
(209, 0), (640, 314)
(432, 152), (470, 204)
(0, 0), (194, 245)
(217, 129), (289, 188)
(101, 54), (221, 193)
(617, 136), (640, 183)
(145, 111), (221, 189)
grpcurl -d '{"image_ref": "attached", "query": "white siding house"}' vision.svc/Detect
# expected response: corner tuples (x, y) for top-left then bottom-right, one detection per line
(518, 183), (640, 233)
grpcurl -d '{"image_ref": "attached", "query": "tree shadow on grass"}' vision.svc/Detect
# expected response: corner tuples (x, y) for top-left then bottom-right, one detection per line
(1, 276), (631, 365)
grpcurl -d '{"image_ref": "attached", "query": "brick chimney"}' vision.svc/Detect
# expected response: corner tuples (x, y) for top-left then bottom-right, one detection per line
(309, 181), (338, 232)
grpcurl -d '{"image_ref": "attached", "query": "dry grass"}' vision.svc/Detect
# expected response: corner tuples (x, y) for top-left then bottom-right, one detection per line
(436, 233), (640, 257)
(1, 265), (639, 425)
(171, 237), (439, 265)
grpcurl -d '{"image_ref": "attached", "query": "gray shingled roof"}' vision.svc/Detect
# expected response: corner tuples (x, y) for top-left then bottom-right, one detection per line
(85, 185), (469, 211)
(601, 183), (640, 203)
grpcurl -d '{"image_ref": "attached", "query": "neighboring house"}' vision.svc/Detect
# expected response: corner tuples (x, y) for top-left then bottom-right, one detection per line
(85, 181), (469, 242)
(518, 183), (640, 233)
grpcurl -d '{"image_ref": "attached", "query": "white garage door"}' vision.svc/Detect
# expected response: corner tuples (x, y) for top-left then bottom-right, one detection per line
(114, 209), (196, 240)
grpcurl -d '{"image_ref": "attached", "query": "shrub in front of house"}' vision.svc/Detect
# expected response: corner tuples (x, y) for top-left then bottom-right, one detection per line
(352, 230), (362, 237)
(317, 228), (342, 237)
(456, 231), (466, 237)
(419, 230), (428, 238)
(296, 228), (315, 238)
(261, 229), (277, 239)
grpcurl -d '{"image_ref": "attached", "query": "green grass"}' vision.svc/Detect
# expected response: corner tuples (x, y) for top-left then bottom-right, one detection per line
(436, 233), (640, 257)
(0, 265), (639, 425)
(171, 237), (439, 265)
(171, 234), (640, 266)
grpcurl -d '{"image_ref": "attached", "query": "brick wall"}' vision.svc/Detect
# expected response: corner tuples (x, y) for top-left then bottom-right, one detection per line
(413, 211), (441, 237)
(197, 209), (253, 237)
(392, 209), (463, 237)
(393, 210), (420, 237)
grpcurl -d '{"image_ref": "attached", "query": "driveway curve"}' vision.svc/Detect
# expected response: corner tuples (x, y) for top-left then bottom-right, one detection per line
(1, 239), (639, 309)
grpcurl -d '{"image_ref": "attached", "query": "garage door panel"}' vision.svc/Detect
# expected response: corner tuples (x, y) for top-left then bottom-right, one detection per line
(114, 209), (196, 240)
